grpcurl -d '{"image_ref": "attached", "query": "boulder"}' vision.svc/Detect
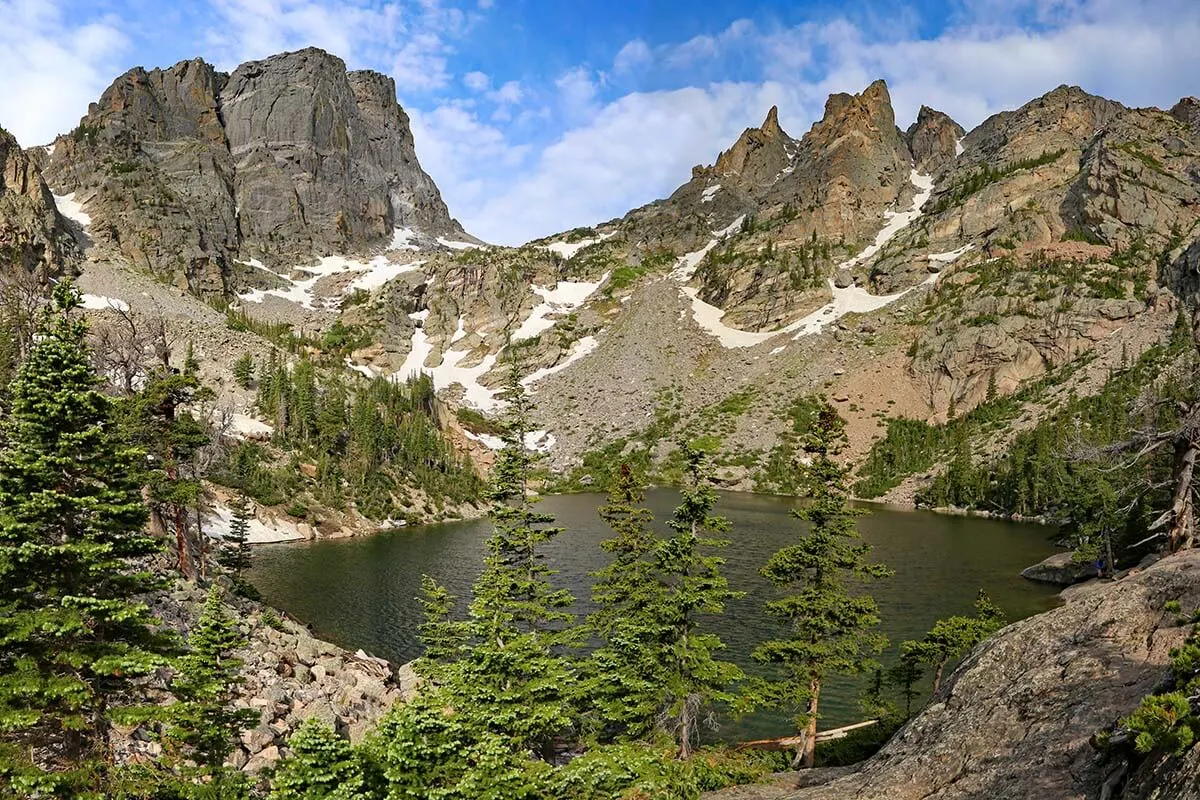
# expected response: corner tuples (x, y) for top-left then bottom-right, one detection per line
(704, 550), (1200, 800)
(833, 268), (855, 289)
(1020, 551), (1098, 586)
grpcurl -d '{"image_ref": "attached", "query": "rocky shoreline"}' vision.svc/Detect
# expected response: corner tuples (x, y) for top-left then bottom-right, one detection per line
(146, 579), (419, 775)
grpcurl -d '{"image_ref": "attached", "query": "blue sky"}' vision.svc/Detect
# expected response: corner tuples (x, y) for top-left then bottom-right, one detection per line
(3, 0), (1199, 244)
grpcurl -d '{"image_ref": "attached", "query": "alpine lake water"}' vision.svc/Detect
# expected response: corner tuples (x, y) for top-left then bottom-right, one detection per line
(247, 489), (1063, 742)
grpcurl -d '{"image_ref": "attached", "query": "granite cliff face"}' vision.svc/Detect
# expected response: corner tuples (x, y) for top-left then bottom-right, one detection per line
(44, 48), (464, 296)
(905, 105), (965, 174)
(0, 127), (76, 277)
(706, 551), (1200, 800)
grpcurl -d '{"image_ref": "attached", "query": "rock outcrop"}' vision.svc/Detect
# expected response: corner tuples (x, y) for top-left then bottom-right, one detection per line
(705, 550), (1200, 800)
(905, 105), (965, 174)
(0, 127), (76, 277)
(44, 48), (465, 296)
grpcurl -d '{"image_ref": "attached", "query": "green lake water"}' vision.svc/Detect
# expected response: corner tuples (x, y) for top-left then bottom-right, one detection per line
(247, 490), (1063, 740)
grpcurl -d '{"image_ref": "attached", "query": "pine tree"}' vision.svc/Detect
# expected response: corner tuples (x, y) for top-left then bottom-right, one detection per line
(585, 462), (669, 741)
(232, 351), (255, 389)
(453, 355), (578, 754)
(221, 493), (254, 585)
(165, 587), (257, 790)
(901, 590), (1007, 695)
(657, 445), (743, 758)
(270, 719), (368, 800)
(750, 399), (891, 768)
(183, 341), (199, 376)
(0, 282), (173, 797)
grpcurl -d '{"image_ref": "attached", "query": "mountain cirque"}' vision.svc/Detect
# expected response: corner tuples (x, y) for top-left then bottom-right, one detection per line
(5, 47), (1200, 504)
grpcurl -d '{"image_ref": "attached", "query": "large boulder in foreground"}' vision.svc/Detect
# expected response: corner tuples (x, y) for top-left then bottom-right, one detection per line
(706, 550), (1200, 800)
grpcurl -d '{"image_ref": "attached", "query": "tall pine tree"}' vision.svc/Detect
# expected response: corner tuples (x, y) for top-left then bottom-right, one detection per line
(751, 399), (891, 768)
(656, 446), (742, 758)
(585, 463), (669, 741)
(0, 282), (172, 798)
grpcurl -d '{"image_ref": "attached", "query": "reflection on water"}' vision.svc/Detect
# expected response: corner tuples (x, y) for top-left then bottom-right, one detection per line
(248, 490), (1062, 738)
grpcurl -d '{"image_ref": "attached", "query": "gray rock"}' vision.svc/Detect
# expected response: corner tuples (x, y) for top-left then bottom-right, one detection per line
(1021, 551), (1099, 586)
(44, 47), (468, 298)
(244, 745), (281, 773)
(0, 128), (77, 277)
(241, 725), (276, 754)
(704, 550), (1200, 800)
(833, 268), (855, 289)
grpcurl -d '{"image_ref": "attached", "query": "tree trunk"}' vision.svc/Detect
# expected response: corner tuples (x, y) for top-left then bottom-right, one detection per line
(801, 678), (820, 768)
(932, 660), (947, 695)
(1168, 437), (1197, 553)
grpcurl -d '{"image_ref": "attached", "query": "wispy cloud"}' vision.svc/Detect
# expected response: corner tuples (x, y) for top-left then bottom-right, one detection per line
(0, 0), (129, 145)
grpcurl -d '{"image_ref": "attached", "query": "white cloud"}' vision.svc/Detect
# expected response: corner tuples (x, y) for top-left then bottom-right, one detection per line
(613, 39), (652, 74)
(415, 0), (1200, 245)
(463, 70), (490, 91)
(203, 0), (467, 93)
(0, 1), (129, 145)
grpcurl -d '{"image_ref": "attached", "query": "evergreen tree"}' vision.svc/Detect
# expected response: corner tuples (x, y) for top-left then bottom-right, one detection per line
(414, 574), (468, 682)
(183, 341), (199, 376)
(270, 719), (368, 800)
(0, 282), (173, 798)
(657, 445), (743, 758)
(585, 463), (669, 741)
(901, 591), (1007, 695)
(221, 494), (254, 587)
(454, 356), (578, 753)
(232, 352), (255, 389)
(117, 369), (213, 578)
(750, 400), (891, 768)
(165, 587), (257, 790)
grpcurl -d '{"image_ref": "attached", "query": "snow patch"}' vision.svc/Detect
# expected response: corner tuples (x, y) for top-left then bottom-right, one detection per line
(437, 236), (481, 251)
(544, 231), (615, 259)
(52, 193), (91, 228)
(678, 171), (935, 349)
(79, 294), (130, 312)
(928, 243), (974, 263)
(525, 430), (556, 452)
(228, 413), (274, 439)
(388, 227), (420, 251)
(669, 215), (746, 281)
(839, 170), (934, 271)
(203, 503), (304, 545)
(700, 184), (722, 203)
(955, 138), (965, 157)
(239, 254), (424, 310)
(345, 358), (377, 379)
(395, 327), (434, 380)
(343, 258), (423, 294)
(450, 316), (467, 344)
(462, 428), (505, 450)
(521, 335), (599, 387)
(393, 324), (503, 412)
(512, 275), (608, 341)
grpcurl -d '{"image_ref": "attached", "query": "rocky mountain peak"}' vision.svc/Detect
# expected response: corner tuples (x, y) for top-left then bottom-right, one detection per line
(43, 46), (464, 296)
(1171, 96), (1200, 136)
(905, 104), (966, 173)
(713, 105), (793, 184)
(819, 78), (897, 138)
(0, 127), (77, 277)
(761, 105), (784, 138)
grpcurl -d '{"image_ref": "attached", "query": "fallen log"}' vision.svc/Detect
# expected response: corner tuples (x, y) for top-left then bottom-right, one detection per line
(734, 719), (879, 752)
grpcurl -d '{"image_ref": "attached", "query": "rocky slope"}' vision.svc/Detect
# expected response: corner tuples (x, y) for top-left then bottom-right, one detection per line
(0, 126), (76, 276)
(705, 550), (1200, 800)
(4, 49), (1199, 509)
(44, 48), (467, 296)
